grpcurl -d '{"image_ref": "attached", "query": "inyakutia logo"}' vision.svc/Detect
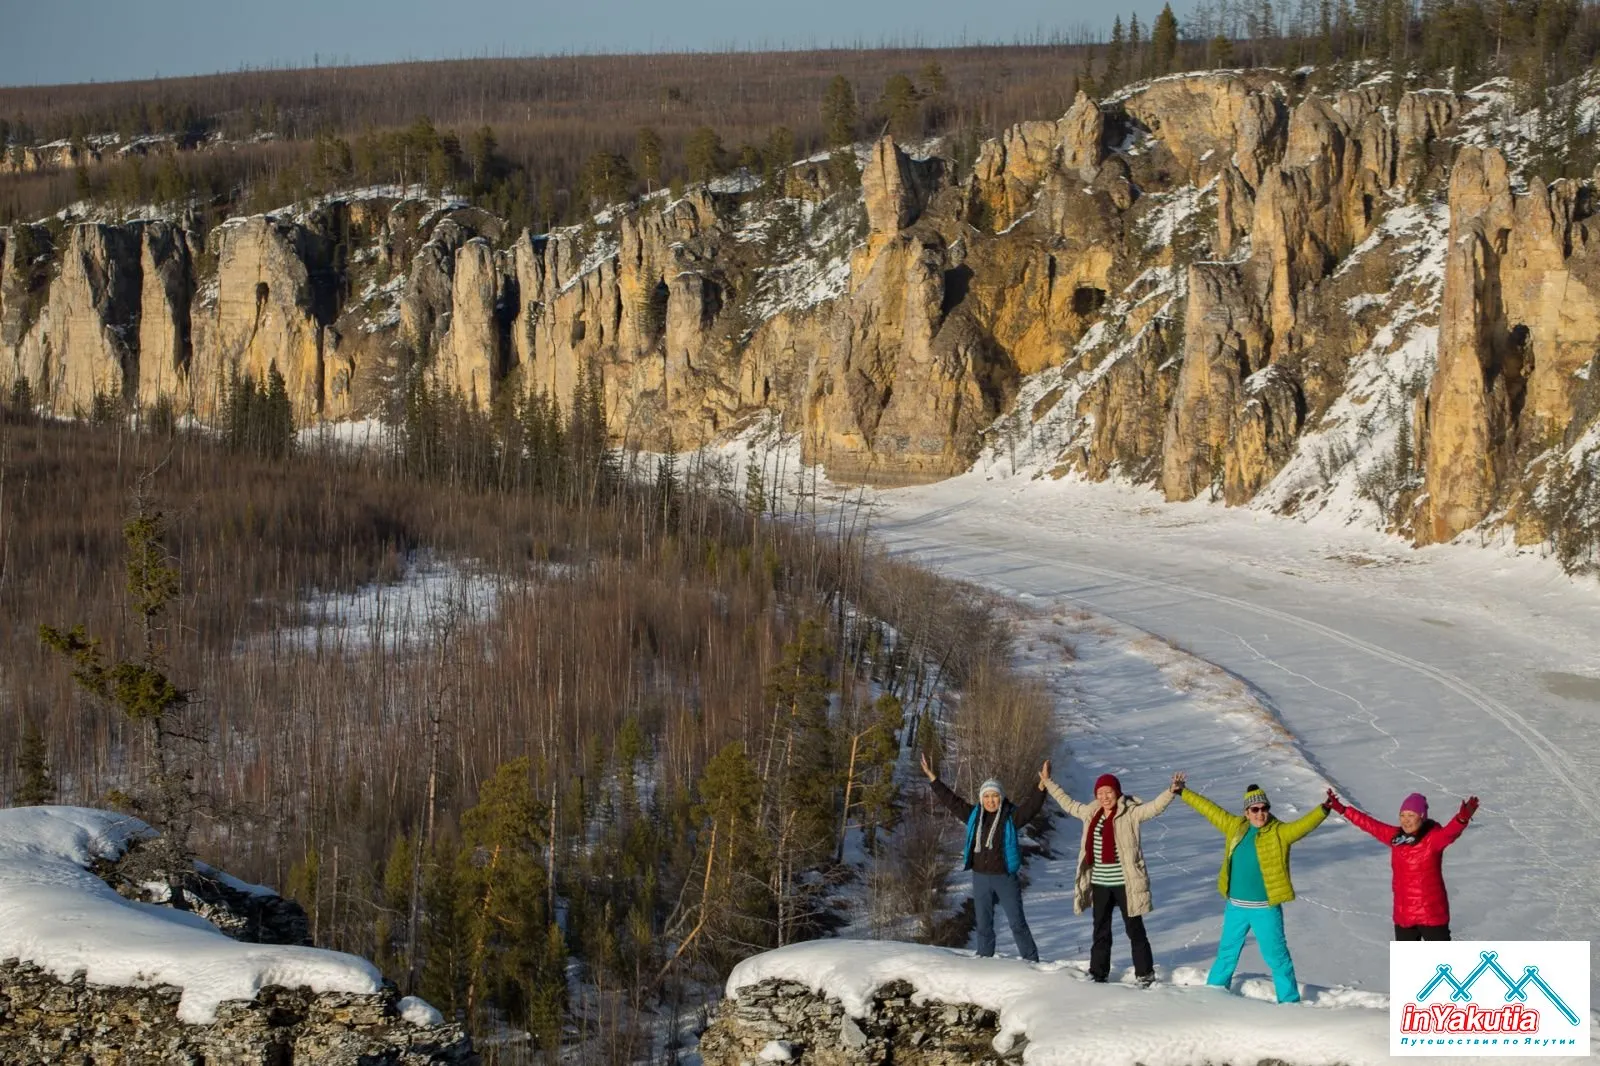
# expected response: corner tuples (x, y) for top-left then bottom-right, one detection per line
(1390, 941), (1590, 1057)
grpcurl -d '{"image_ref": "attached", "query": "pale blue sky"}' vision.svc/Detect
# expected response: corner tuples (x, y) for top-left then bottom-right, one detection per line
(0, 0), (1157, 87)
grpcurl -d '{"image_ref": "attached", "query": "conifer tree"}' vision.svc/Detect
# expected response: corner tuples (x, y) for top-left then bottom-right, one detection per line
(1210, 33), (1237, 67)
(1129, 13), (1145, 79)
(580, 149), (635, 207)
(40, 487), (195, 882)
(763, 618), (838, 943)
(880, 73), (921, 138)
(636, 126), (663, 191)
(744, 452), (767, 518)
(419, 839), (468, 1016)
(263, 364), (294, 459)
(1106, 17), (1127, 89)
(9, 375), (34, 416)
(457, 757), (559, 1038)
(684, 126), (725, 184)
(467, 126), (497, 194)
(822, 75), (859, 148)
(14, 718), (55, 806)
(656, 432), (680, 527)
(762, 126), (795, 176)
(1153, 4), (1181, 73)
(377, 833), (414, 982)
(677, 742), (767, 972)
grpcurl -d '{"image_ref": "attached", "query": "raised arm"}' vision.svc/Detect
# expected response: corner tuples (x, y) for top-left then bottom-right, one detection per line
(921, 753), (973, 821)
(1129, 786), (1178, 824)
(1011, 779), (1048, 825)
(1179, 788), (1246, 835)
(1335, 801), (1400, 846)
(1041, 777), (1095, 820)
(1278, 802), (1330, 844)
(1430, 796), (1478, 850)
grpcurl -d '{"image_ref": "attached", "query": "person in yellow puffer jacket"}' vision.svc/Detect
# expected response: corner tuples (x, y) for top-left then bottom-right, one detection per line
(1175, 775), (1332, 1003)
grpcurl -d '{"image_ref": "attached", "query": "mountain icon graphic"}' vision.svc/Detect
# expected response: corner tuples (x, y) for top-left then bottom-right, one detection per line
(1415, 951), (1581, 1026)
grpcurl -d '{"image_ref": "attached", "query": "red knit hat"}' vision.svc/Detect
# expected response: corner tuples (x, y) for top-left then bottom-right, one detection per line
(1094, 773), (1122, 796)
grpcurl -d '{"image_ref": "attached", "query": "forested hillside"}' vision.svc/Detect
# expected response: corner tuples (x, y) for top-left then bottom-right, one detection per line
(0, 394), (1054, 1061)
(4, 0), (1594, 229)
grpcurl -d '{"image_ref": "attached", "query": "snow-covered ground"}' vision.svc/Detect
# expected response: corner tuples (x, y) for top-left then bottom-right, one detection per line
(858, 467), (1599, 999)
(729, 940), (1419, 1066)
(714, 455), (1599, 1064)
(0, 806), (386, 1023)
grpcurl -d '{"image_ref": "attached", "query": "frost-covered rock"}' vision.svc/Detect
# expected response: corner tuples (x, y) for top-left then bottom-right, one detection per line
(0, 806), (476, 1064)
(698, 940), (1508, 1066)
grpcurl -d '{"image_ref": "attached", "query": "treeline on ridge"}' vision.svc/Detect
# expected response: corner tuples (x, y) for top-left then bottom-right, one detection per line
(0, 0), (1591, 231)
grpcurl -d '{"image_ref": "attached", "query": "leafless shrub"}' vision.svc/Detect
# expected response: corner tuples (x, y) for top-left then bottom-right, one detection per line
(946, 658), (1059, 802)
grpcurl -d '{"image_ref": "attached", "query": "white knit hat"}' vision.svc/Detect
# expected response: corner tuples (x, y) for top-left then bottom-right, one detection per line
(979, 778), (1005, 799)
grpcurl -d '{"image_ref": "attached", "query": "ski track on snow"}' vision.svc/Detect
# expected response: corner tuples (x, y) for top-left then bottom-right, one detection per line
(863, 488), (1600, 954)
(1045, 554), (1600, 830)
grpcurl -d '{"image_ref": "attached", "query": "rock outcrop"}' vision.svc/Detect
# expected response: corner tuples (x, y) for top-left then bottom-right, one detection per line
(197, 216), (338, 421)
(7, 71), (1600, 553)
(697, 978), (1018, 1066)
(1123, 72), (1287, 187)
(137, 221), (193, 408)
(0, 812), (477, 1065)
(1420, 146), (1600, 543)
(0, 960), (477, 1066)
(45, 223), (142, 411)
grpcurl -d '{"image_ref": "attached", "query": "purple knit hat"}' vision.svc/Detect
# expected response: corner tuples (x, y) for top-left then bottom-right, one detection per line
(1400, 792), (1429, 817)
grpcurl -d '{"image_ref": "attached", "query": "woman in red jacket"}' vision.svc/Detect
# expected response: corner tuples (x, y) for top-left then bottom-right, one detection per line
(1324, 789), (1478, 941)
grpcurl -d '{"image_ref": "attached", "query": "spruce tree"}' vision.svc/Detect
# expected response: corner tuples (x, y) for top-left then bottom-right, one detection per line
(821, 75), (859, 148)
(684, 126), (725, 184)
(457, 757), (557, 1038)
(377, 833), (414, 982)
(691, 742), (769, 966)
(880, 73), (921, 138)
(264, 364), (294, 459)
(744, 452), (767, 517)
(636, 126), (663, 191)
(1106, 17), (1127, 89)
(656, 432), (680, 527)
(419, 839), (468, 1016)
(14, 719), (55, 806)
(1153, 4), (1181, 73)
(40, 490), (195, 883)
(1129, 13), (1145, 79)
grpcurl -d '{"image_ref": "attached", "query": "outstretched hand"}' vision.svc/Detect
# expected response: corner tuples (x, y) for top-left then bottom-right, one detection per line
(1456, 795), (1479, 823)
(1170, 771), (1186, 794)
(1323, 788), (1346, 814)
(920, 752), (937, 783)
(1038, 759), (1052, 788)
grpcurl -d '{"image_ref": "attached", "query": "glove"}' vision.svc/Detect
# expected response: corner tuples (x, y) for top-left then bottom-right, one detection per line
(1323, 788), (1346, 815)
(1456, 796), (1479, 824)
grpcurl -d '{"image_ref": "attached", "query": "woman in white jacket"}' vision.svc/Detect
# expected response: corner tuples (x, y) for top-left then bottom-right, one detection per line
(1040, 768), (1183, 986)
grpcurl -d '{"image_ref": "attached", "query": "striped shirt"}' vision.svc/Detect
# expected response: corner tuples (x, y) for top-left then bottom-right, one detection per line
(1090, 816), (1125, 886)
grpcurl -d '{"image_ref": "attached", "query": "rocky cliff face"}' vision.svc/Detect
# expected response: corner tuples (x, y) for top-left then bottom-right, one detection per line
(5, 70), (1597, 552)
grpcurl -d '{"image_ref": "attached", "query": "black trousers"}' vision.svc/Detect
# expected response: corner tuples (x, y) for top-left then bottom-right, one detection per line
(1395, 923), (1451, 941)
(1091, 883), (1154, 980)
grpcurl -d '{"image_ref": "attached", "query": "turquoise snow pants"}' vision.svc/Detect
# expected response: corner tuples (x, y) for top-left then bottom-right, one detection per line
(1207, 901), (1300, 1003)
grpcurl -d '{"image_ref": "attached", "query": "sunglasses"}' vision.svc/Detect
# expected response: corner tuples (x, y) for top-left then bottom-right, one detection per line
(1246, 805), (1270, 814)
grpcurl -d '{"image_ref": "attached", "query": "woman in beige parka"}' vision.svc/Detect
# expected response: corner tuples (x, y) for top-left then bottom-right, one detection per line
(1041, 768), (1183, 986)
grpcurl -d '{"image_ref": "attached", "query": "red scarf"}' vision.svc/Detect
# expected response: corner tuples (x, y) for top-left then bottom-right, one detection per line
(1090, 806), (1118, 864)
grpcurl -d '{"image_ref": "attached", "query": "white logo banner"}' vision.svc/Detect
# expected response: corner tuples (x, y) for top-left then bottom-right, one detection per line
(1390, 941), (1590, 1056)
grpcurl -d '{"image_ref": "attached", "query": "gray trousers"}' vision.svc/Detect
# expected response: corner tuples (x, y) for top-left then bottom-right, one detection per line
(972, 871), (1038, 962)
